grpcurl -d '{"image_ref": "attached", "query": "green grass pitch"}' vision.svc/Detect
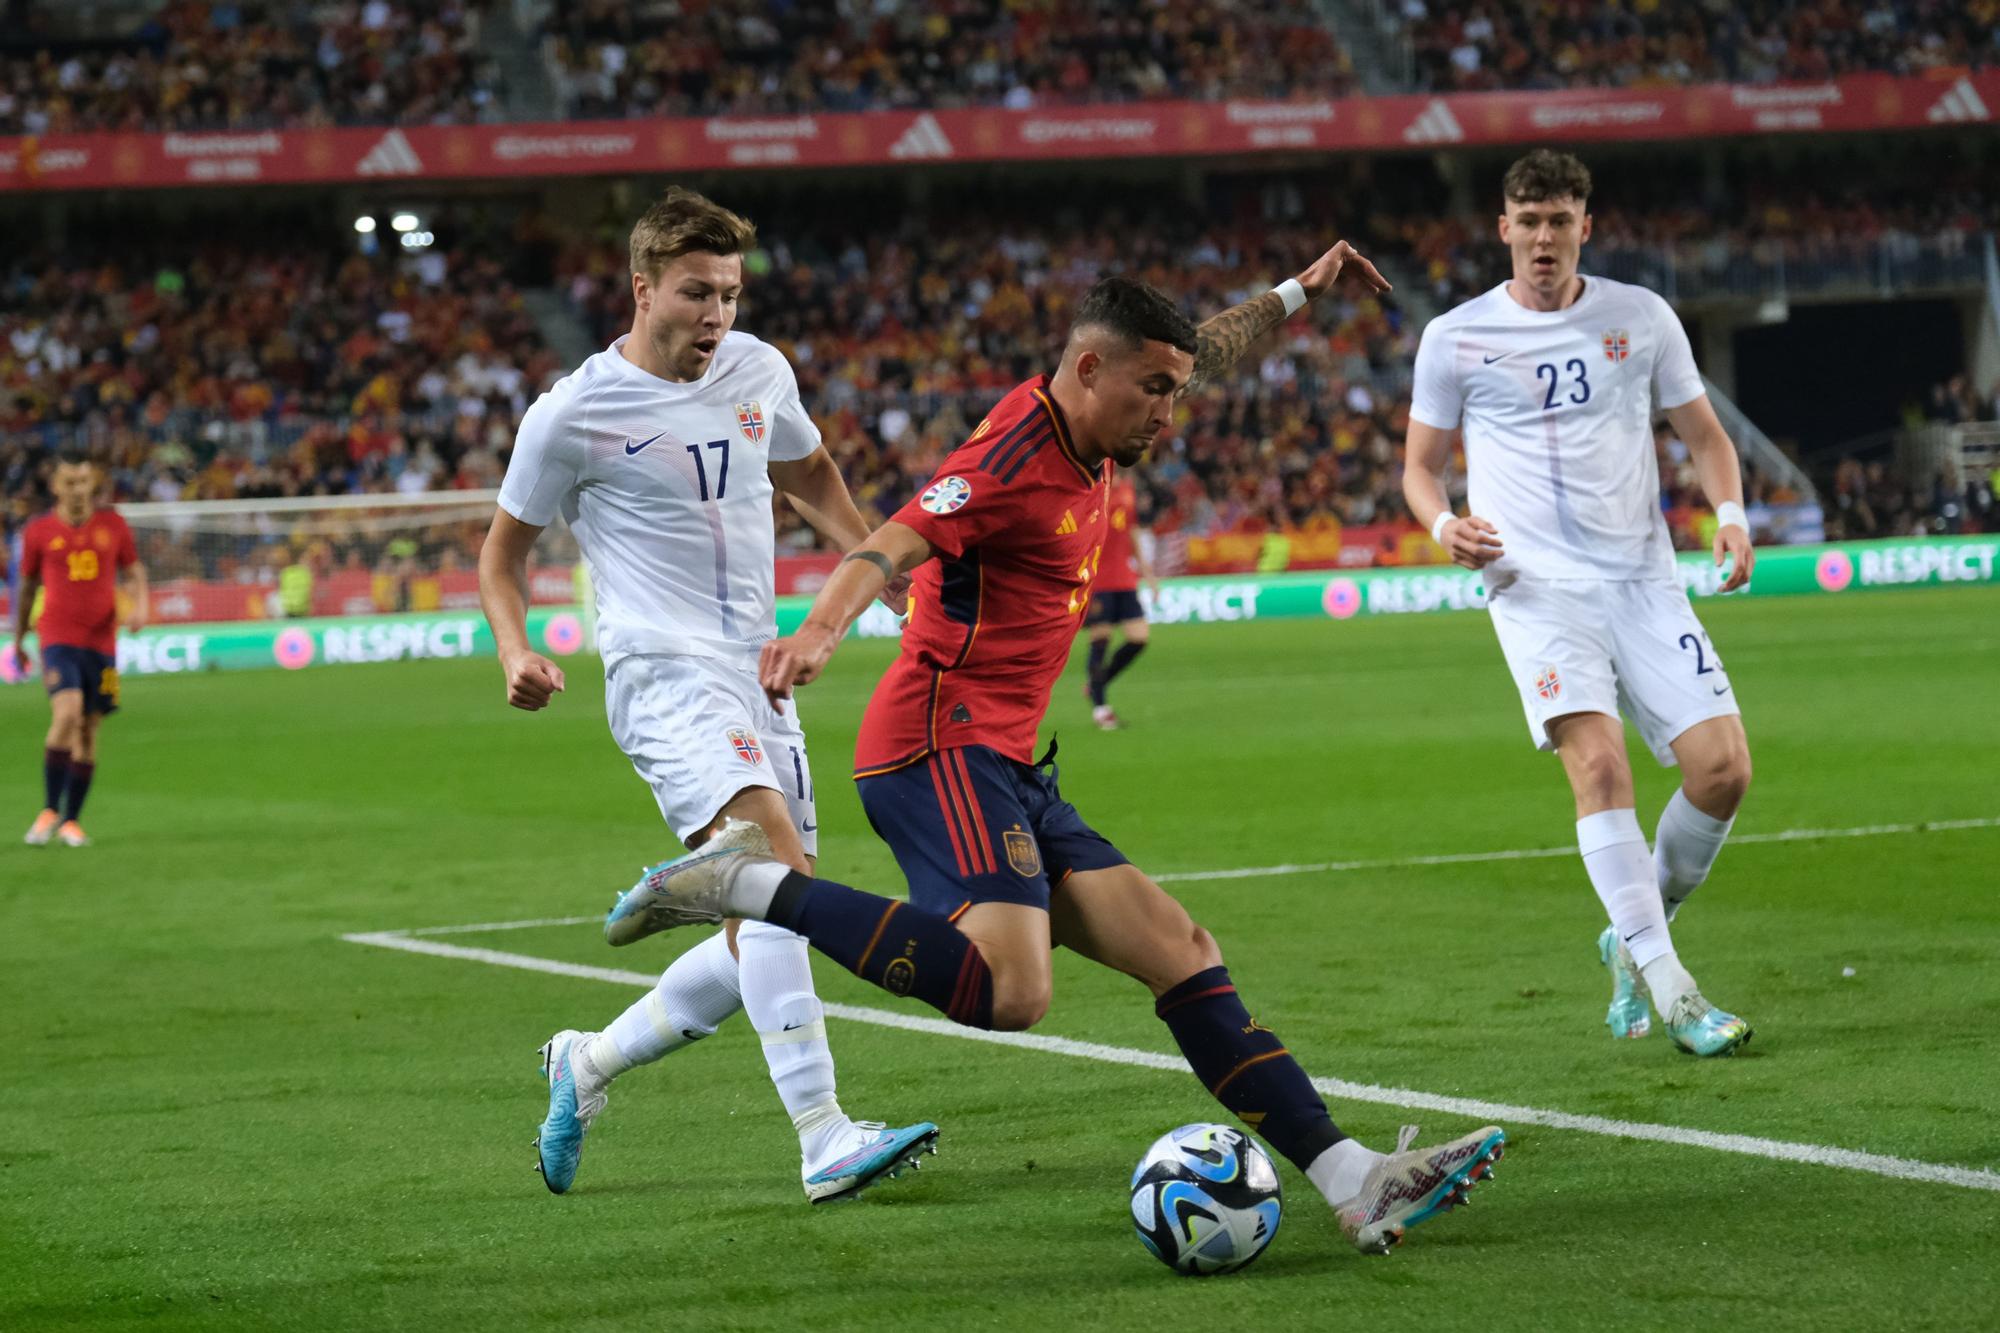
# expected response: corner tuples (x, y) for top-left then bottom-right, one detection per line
(4, 587), (1998, 1330)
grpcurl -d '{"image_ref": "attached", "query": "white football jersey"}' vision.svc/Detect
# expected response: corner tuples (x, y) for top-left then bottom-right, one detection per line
(498, 330), (821, 666)
(1409, 275), (1705, 582)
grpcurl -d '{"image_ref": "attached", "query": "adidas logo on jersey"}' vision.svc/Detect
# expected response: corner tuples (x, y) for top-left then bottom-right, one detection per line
(888, 113), (954, 160)
(1926, 77), (1991, 124)
(357, 128), (424, 176)
(1403, 99), (1464, 144)
(1056, 510), (1078, 535)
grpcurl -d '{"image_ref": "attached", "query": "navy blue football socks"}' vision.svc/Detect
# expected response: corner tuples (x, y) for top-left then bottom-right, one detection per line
(1086, 638), (1111, 704)
(1155, 966), (1346, 1173)
(43, 747), (69, 813)
(62, 760), (95, 822)
(1102, 640), (1146, 686)
(766, 871), (994, 1028)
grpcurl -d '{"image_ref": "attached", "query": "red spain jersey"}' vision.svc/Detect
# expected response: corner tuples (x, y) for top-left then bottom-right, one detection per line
(855, 375), (1110, 774)
(1097, 475), (1141, 594)
(22, 508), (136, 655)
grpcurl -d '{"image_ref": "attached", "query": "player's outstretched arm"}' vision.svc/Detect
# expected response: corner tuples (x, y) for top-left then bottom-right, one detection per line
(760, 521), (934, 704)
(477, 507), (566, 711)
(769, 446), (912, 614)
(1404, 419), (1503, 570)
(1666, 396), (1755, 592)
(1182, 240), (1391, 396)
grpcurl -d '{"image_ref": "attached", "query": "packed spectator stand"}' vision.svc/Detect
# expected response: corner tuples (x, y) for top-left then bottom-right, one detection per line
(1399, 0), (2000, 95)
(542, 0), (1356, 119)
(0, 0), (503, 134)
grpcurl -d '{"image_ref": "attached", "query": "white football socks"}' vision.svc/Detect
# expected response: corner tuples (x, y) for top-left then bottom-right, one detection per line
(583, 930), (743, 1084)
(1578, 809), (1696, 1014)
(1306, 1138), (1385, 1206)
(1654, 788), (1734, 922)
(736, 919), (851, 1167)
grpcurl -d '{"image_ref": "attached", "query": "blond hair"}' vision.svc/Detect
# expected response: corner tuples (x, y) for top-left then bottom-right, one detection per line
(628, 187), (758, 280)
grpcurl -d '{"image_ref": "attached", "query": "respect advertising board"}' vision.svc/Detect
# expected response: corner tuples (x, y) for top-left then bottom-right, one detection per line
(1, 539), (1991, 679)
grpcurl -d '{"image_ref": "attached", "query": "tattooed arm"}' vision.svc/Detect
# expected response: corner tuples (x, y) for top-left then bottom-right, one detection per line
(1183, 239), (1392, 396)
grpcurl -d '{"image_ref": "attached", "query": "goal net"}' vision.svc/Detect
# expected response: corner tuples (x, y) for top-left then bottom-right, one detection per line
(116, 490), (584, 626)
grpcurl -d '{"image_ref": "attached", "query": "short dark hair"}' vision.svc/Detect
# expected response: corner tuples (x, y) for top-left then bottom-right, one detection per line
(628, 186), (758, 280)
(1072, 276), (1198, 356)
(1502, 149), (1592, 206)
(55, 447), (91, 468)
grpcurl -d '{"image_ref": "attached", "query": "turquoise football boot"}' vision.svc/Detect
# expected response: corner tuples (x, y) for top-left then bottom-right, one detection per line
(804, 1121), (941, 1204)
(534, 1029), (608, 1193)
(1597, 926), (1653, 1040)
(1664, 992), (1753, 1057)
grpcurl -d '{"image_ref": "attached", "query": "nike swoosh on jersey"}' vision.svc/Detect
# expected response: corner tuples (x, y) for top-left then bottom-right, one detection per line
(1712, 684), (1730, 696)
(1481, 352), (1516, 364)
(624, 431), (666, 456)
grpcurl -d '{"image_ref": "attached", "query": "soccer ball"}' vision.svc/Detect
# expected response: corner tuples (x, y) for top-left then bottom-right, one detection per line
(1128, 1123), (1282, 1275)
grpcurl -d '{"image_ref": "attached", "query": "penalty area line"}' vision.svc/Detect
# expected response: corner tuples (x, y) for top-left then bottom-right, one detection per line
(340, 927), (2000, 1195)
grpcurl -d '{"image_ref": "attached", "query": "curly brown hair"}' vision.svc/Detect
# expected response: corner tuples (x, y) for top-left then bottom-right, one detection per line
(1502, 150), (1593, 206)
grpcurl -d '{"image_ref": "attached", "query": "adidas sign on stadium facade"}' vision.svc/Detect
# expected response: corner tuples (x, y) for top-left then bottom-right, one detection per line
(357, 129), (424, 176)
(889, 113), (954, 160)
(1926, 77), (1991, 124)
(1403, 99), (1464, 144)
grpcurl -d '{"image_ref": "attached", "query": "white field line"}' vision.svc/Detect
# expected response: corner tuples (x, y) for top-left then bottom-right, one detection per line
(386, 818), (2000, 928)
(1151, 816), (2000, 884)
(341, 928), (2000, 1195)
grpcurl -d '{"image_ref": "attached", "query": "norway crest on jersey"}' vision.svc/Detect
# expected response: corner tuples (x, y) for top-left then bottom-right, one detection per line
(1602, 329), (1632, 363)
(734, 401), (766, 444)
(726, 727), (764, 765)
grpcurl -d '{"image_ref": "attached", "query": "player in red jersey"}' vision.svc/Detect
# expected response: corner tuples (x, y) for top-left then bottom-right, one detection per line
(604, 254), (1509, 1258)
(1081, 472), (1157, 729)
(12, 451), (147, 847)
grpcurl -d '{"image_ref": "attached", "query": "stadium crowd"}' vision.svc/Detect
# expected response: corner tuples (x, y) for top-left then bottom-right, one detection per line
(0, 0), (502, 134)
(0, 225), (554, 517)
(8, 166), (1991, 594)
(542, 0), (1356, 117)
(1400, 0), (2000, 94)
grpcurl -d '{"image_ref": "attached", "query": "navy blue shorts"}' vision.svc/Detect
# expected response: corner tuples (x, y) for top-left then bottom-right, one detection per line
(1085, 589), (1144, 627)
(857, 741), (1128, 916)
(43, 644), (120, 715)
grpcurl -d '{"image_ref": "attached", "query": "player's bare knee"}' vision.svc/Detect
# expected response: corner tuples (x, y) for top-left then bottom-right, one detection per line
(988, 980), (1050, 1032)
(1565, 745), (1629, 810)
(1690, 745), (1752, 816)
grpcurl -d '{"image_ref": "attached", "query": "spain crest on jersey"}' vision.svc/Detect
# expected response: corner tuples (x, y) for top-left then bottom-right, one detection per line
(1602, 329), (1631, 363)
(726, 727), (763, 765)
(1534, 665), (1563, 701)
(734, 401), (765, 444)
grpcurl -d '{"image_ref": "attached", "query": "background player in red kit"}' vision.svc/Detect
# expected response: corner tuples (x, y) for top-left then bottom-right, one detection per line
(12, 450), (147, 847)
(606, 253), (1510, 1259)
(1082, 472), (1158, 729)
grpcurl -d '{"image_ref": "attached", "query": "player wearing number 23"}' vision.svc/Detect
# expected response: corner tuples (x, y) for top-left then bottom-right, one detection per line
(1404, 150), (1756, 1058)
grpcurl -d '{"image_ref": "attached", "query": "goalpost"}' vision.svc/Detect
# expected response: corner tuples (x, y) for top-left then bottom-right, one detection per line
(113, 490), (587, 630)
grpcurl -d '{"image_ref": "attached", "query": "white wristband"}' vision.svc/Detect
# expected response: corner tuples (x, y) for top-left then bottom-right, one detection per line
(1274, 278), (1307, 316)
(1430, 511), (1455, 545)
(1716, 501), (1747, 533)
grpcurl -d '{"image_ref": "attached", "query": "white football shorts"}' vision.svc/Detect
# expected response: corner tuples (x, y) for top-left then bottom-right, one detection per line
(604, 652), (818, 855)
(1484, 577), (1741, 766)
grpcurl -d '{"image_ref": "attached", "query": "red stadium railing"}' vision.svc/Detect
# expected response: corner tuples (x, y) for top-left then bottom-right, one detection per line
(3, 70), (1995, 193)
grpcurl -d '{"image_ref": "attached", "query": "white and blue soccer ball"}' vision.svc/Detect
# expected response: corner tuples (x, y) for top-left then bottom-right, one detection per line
(1128, 1123), (1282, 1276)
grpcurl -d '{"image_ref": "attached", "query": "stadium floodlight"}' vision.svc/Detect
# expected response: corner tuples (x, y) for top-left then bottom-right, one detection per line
(391, 212), (420, 233)
(353, 215), (377, 234)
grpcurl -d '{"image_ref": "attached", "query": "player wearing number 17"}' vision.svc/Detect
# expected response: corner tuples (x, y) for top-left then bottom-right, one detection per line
(1403, 150), (1756, 1057)
(610, 246), (1508, 1258)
